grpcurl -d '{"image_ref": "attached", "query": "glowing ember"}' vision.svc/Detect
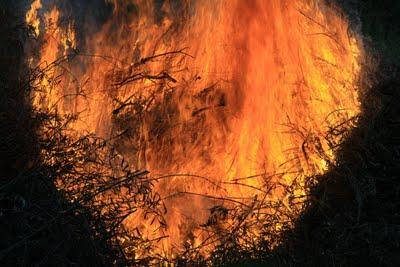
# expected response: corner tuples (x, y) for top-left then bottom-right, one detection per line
(27, 0), (362, 260)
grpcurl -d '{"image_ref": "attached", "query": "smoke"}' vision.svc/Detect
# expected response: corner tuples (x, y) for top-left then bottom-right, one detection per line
(24, 0), (197, 54)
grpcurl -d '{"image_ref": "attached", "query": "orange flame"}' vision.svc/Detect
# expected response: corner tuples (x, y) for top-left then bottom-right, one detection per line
(27, 0), (362, 260)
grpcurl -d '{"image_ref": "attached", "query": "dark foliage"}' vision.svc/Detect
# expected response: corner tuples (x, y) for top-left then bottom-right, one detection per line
(0, 2), (126, 266)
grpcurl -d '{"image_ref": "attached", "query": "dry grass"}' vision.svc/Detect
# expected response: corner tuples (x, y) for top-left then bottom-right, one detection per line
(1, 1), (399, 266)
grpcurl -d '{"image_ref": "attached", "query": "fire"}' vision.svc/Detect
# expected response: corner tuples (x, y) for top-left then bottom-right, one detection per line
(27, 0), (362, 261)
(26, 0), (42, 36)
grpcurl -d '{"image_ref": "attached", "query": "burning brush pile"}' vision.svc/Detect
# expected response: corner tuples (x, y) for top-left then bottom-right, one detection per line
(24, 0), (363, 265)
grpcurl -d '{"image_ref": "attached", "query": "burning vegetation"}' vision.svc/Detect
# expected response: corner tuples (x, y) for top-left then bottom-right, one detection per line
(23, 0), (364, 264)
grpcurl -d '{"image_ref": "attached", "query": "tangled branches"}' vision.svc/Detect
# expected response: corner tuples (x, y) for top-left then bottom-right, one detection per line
(26, 41), (359, 265)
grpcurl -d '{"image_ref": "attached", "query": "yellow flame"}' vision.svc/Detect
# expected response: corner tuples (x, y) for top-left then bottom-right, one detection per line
(26, 0), (42, 36)
(27, 0), (362, 260)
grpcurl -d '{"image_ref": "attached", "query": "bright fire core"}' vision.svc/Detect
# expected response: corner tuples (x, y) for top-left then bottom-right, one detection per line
(27, 0), (362, 261)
